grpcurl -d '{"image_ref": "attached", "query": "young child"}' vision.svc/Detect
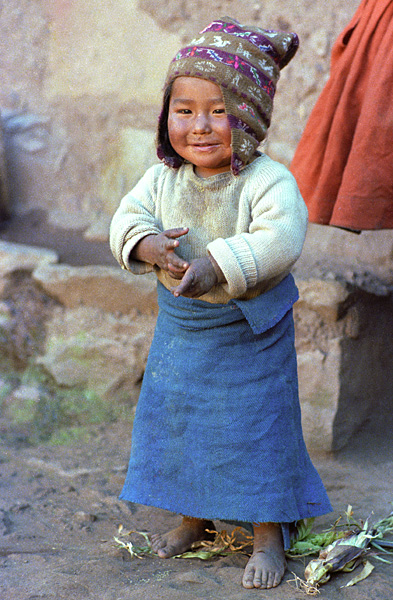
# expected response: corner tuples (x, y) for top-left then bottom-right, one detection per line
(110, 17), (332, 590)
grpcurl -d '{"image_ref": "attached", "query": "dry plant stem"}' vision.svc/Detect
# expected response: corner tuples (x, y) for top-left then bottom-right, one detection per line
(150, 516), (214, 558)
(242, 522), (287, 590)
(288, 572), (320, 596)
(200, 527), (253, 553)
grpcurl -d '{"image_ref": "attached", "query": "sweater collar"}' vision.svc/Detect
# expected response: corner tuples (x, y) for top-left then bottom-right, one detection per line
(181, 153), (263, 189)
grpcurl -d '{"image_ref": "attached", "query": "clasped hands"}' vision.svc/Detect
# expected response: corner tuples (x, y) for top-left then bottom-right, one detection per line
(131, 228), (225, 298)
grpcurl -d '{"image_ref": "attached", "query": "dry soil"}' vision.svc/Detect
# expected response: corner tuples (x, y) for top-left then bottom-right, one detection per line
(1, 414), (393, 600)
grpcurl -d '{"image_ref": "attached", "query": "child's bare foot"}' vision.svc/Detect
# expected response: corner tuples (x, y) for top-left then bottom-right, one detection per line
(150, 516), (214, 558)
(242, 522), (286, 589)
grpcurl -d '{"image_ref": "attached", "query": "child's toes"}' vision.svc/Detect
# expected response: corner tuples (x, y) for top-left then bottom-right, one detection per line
(249, 565), (265, 588)
(156, 546), (171, 558)
(242, 564), (256, 589)
(150, 534), (165, 551)
(243, 552), (285, 589)
(265, 571), (276, 589)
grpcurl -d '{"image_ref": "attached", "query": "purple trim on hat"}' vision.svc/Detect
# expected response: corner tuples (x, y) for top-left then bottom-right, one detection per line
(173, 46), (275, 98)
(231, 153), (244, 176)
(157, 145), (183, 169)
(200, 19), (283, 65)
(227, 114), (259, 140)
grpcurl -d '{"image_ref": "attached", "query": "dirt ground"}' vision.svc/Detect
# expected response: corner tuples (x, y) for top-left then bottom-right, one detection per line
(1, 412), (393, 600)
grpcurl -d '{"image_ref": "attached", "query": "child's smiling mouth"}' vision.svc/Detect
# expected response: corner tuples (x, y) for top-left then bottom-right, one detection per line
(191, 142), (221, 151)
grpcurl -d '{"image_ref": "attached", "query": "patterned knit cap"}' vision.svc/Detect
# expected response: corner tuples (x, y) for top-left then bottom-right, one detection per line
(157, 17), (299, 174)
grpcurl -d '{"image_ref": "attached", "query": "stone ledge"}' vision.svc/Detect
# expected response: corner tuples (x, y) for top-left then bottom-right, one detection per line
(0, 240), (58, 269)
(32, 263), (158, 316)
(0, 240), (58, 297)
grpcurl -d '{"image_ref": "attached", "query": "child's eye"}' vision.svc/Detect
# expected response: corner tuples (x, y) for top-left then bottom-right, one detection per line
(213, 108), (226, 114)
(177, 108), (192, 114)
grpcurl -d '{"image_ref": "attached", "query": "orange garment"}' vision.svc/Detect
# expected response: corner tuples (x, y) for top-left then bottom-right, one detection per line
(290, 0), (393, 230)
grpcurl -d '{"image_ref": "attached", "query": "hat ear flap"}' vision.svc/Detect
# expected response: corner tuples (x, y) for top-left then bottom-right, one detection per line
(156, 81), (184, 168)
(278, 33), (299, 69)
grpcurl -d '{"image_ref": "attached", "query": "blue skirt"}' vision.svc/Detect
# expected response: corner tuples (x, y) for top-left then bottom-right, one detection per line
(120, 275), (332, 543)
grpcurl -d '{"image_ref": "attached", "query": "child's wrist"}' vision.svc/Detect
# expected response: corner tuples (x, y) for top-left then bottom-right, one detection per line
(131, 234), (157, 264)
(208, 254), (225, 284)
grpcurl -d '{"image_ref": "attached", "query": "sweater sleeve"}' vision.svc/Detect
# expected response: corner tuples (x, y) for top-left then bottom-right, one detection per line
(207, 162), (308, 297)
(109, 165), (163, 273)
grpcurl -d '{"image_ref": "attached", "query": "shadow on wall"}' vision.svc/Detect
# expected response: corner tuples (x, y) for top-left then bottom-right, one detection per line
(335, 291), (393, 450)
(0, 109), (53, 219)
(0, 118), (10, 222)
(0, 110), (117, 267)
(0, 208), (116, 267)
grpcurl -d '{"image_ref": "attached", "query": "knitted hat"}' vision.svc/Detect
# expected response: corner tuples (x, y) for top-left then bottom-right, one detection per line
(157, 17), (299, 174)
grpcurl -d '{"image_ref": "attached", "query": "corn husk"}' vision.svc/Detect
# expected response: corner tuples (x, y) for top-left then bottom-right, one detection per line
(304, 529), (372, 586)
(300, 507), (393, 593)
(343, 560), (374, 588)
(287, 517), (346, 558)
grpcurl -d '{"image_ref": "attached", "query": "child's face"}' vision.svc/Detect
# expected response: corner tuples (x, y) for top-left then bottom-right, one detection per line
(168, 77), (232, 178)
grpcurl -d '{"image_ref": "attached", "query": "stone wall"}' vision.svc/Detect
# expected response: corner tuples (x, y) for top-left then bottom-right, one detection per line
(1, 239), (393, 452)
(0, 241), (157, 440)
(294, 279), (393, 452)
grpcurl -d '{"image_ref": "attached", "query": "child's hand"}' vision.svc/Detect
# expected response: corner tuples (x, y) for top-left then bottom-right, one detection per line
(132, 228), (189, 279)
(171, 256), (225, 298)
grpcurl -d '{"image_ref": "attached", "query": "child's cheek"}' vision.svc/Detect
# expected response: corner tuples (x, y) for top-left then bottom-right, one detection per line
(168, 117), (188, 153)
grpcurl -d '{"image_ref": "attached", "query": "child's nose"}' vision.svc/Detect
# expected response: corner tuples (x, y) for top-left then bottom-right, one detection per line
(192, 113), (212, 133)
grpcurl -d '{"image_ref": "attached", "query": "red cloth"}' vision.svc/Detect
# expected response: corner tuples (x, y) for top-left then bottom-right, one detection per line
(290, 0), (393, 230)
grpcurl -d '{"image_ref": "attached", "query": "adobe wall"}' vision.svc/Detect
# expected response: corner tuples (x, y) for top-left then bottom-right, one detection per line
(1, 0), (357, 229)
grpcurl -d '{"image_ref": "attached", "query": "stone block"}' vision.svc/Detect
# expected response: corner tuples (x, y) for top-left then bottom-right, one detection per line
(297, 341), (340, 452)
(0, 240), (59, 296)
(0, 240), (58, 276)
(44, 0), (182, 104)
(98, 127), (158, 217)
(296, 278), (350, 322)
(298, 224), (393, 292)
(2, 384), (41, 423)
(36, 305), (155, 404)
(32, 264), (158, 316)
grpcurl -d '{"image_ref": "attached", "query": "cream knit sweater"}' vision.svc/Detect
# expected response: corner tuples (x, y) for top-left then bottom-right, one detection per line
(110, 154), (308, 304)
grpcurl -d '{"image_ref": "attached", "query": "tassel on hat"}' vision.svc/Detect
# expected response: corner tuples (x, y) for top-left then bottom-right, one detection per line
(157, 17), (299, 174)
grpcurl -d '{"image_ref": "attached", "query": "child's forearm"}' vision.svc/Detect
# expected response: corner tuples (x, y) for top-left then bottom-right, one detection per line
(131, 234), (157, 265)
